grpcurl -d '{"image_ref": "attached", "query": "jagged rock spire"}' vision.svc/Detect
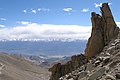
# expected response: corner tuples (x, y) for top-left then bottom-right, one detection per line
(85, 3), (119, 58)
(49, 54), (86, 80)
(100, 3), (118, 44)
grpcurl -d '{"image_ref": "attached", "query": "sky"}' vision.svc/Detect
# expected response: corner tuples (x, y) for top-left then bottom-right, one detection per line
(0, 0), (120, 41)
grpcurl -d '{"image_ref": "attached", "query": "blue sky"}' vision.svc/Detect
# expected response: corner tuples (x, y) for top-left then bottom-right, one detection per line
(0, 0), (120, 41)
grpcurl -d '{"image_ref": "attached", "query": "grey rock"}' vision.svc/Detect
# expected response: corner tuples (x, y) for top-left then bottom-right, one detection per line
(116, 72), (120, 79)
(102, 56), (110, 66)
(86, 63), (95, 72)
(94, 60), (102, 67)
(77, 71), (88, 79)
(109, 60), (120, 68)
(106, 74), (115, 80)
(78, 77), (88, 80)
(106, 53), (111, 56)
(89, 67), (106, 80)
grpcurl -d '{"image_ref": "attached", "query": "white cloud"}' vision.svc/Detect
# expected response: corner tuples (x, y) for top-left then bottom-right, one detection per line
(94, 2), (112, 8)
(31, 9), (37, 14)
(37, 8), (50, 12)
(38, 8), (41, 11)
(108, 3), (112, 5)
(0, 18), (6, 21)
(41, 8), (50, 12)
(63, 8), (72, 12)
(23, 8), (50, 14)
(81, 8), (89, 12)
(17, 21), (32, 25)
(94, 3), (102, 8)
(23, 10), (27, 13)
(0, 25), (5, 28)
(116, 22), (120, 27)
(0, 22), (91, 41)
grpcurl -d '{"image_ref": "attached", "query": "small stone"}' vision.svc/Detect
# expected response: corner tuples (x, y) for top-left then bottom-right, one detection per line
(94, 60), (101, 67)
(109, 60), (120, 68)
(105, 66), (110, 73)
(80, 77), (88, 80)
(111, 43), (115, 46)
(78, 71), (88, 79)
(102, 56), (110, 65)
(68, 78), (74, 80)
(65, 74), (70, 78)
(114, 39), (120, 45)
(106, 53), (111, 56)
(107, 46), (115, 51)
(106, 74), (116, 80)
(86, 63), (95, 71)
(89, 67), (106, 80)
(116, 72), (120, 79)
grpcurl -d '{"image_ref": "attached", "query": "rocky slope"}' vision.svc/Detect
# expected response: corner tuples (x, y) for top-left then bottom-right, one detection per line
(49, 3), (120, 80)
(0, 53), (50, 80)
(59, 31), (120, 80)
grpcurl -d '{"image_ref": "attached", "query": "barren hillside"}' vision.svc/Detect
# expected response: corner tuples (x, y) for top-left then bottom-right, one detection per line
(0, 53), (50, 80)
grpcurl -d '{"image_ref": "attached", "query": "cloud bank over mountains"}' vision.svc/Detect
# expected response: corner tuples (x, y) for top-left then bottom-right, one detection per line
(0, 22), (91, 41)
(0, 20), (120, 42)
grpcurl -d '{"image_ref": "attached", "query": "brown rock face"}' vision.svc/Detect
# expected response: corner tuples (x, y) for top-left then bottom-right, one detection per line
(49, 54), (86, 80)
(85, 3), (119, 58)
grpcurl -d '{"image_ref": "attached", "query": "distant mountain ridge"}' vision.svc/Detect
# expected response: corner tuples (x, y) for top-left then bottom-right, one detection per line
(0, 40), (87, 56)
(13, 53), (71, 68)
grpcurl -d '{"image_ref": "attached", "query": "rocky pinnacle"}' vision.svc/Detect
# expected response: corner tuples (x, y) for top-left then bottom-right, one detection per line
(85, 3), (119, 58)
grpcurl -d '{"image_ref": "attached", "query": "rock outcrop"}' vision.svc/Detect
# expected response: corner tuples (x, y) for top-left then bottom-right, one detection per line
(49, 54), (87, 80)
(85, 3), (119, 58)
(49, 3), (120, 80)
